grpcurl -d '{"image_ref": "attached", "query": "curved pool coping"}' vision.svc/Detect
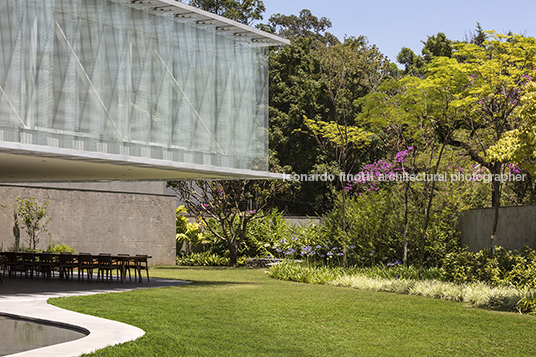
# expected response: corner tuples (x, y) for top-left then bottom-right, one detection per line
(0, 277), (190, 357)
(1, 296), (146, 357)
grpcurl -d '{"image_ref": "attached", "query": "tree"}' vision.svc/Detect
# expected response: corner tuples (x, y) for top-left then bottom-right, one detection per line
(488, 82), (536, 171)
(167, 180), (286, 267)
(267, 35), (333, 214)
(16, 197), (52, 250)
(396, 47), (425, 75)
(421, 32), (453, 61)
(359, 63), (466, 276)
(465, 22), (487, 46)
(305, 37), (389, 261)
(396, 32), (453, 76)
(188, 0), (265, 25)
(437, 31), (536, 255)
(264, 9), (338, 44)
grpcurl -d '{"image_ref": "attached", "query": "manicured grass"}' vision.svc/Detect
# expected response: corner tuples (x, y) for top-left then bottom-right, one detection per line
(49, 267), (536, 356)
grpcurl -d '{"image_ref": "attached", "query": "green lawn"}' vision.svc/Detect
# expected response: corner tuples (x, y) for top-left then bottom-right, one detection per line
(50, 267), (536, 356)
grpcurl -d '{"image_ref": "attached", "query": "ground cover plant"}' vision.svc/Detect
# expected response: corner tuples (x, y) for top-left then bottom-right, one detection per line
(268, 260), (536, 313)
(49, 266), (536, 356)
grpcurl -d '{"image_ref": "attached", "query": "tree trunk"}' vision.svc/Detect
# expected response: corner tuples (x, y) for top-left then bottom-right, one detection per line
(229, 243), (238, 268)
(490, 163), (502, 258)
(342, 186), (347, 267)
(403, 184), (409, 267)
(419, 143), (446, 279)
(418, 191), (433, 279)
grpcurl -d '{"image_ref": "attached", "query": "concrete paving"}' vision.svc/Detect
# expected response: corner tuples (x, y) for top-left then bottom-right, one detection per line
(0, 273), (190, 356)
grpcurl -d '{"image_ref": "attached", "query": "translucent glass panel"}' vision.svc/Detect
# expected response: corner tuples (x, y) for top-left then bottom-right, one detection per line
(0, 0), (269, 171)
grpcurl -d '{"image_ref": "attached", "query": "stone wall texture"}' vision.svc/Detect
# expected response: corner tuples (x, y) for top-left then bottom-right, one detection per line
(0, 183), (176, 265)
(459, 205), (536, 252)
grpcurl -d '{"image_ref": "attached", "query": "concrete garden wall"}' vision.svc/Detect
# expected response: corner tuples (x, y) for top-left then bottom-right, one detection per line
(458, 205), (536, 252)
(0, 182), (176, 265)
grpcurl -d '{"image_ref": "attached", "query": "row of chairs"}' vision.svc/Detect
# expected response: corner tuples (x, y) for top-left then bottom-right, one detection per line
(2, 252), (59, 280)
(1, 252), (149, 283)
(78, 253), (149, 283)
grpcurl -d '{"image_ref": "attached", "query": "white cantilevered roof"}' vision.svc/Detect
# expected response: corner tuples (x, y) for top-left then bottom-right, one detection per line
(126, 0), (290, 46)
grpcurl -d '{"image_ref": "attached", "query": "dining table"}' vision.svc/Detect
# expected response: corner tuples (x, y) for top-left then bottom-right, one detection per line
(0, 252), (151, 284)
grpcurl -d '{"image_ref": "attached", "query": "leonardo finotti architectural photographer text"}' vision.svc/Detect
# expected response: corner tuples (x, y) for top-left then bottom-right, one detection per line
(283, 172), (527, 183)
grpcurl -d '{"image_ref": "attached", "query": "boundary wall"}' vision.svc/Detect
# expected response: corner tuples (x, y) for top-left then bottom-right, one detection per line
(459, 205), (536, 252)
(0, 182), (176, 265)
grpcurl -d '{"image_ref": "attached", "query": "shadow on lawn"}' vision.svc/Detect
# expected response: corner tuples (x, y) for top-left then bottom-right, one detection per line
(155, 266), (260, 271)
(183, 280), (261, 288)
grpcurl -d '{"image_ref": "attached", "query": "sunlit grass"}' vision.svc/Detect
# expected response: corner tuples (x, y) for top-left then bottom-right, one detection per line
(48, 266), (536, 357)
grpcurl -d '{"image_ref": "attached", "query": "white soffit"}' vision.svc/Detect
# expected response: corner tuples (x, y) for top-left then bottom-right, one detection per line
(0, 143), (284, 182)
(126, 0), (290, 46)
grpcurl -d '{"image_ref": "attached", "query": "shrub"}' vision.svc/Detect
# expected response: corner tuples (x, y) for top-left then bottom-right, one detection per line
(176, 252), (247, 266)
(267, 260), (345, 284)
(175, 205), (205, 252)
(441, 246), (536, 288)
(267, 261), (531, 312)
(45, 243), (76, 253)
(320, 189), (464, 268)
(242, 209), (293, 258)
(517, 289), (536, 314)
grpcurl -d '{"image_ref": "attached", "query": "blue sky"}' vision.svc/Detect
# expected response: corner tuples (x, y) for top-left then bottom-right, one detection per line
(261, 0), (536, 64)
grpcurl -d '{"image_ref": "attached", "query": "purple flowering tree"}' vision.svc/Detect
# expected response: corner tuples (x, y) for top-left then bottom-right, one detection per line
(346, 146), (417, 266)
(168, 180), (287, 267)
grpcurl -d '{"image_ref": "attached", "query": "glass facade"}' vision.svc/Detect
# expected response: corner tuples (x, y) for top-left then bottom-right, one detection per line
(0, 0), (270, 172)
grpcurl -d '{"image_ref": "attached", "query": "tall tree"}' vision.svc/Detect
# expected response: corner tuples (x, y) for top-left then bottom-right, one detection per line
(393, 31), (536, 255)
(440, 31), (536, 255)
(267, 36), (324, 213)
(360, 71), (463, 277)
(396, 32), (453, 76)
(422, 32), (453, 61)
(264, 9), (338, 44)
(307, 37), (389, 256)
(188, 0), (265, 25)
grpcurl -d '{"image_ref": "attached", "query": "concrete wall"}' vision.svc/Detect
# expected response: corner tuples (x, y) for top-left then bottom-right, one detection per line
(459, 205), (536, 252)
(0, 182), (176, 265)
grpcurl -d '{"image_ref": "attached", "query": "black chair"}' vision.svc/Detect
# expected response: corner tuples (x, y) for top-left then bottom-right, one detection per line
(135, 255), (149, 282)
(0, 256), (5, 283)
(78, 253), (97, 281)
(97, 254), (120, 283)
(59, 252), (76, 280)
(39, 253), (59, 280)
(117, 254), (137, 282)
(22, 252), (38, 278)
(4, 252), (21, 278)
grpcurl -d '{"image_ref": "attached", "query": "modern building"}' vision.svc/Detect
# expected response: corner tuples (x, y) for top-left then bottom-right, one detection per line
(0, 0), (288, 263)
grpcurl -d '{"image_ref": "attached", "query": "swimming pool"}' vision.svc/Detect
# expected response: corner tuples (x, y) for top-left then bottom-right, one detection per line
(0, 313), (88, 356)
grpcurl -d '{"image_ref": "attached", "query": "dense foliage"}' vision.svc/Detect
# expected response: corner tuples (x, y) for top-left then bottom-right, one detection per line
(442, 246), (536, 288)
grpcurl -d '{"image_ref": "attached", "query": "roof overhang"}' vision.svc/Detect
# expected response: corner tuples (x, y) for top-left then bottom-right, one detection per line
(126, 0), (290, 46)
(0, 142), (284, 182)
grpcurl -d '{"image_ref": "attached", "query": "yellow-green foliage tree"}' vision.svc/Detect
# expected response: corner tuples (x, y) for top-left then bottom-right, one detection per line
(441, 31), (536, 254)
(488, 81), (536, 173)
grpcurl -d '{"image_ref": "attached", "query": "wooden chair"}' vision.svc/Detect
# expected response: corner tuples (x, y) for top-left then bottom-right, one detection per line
(78, 253), (97, 281)
(97, 254), (120, 283)
(22, 252), (38, 278)
(135, 255), (149, 282)
(4, 252), (21, 278)
(59, 252), (76, 280)
(0, 256), (5, 283)
(117, 254), (137, 282)
(38, 253), (59, 280)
